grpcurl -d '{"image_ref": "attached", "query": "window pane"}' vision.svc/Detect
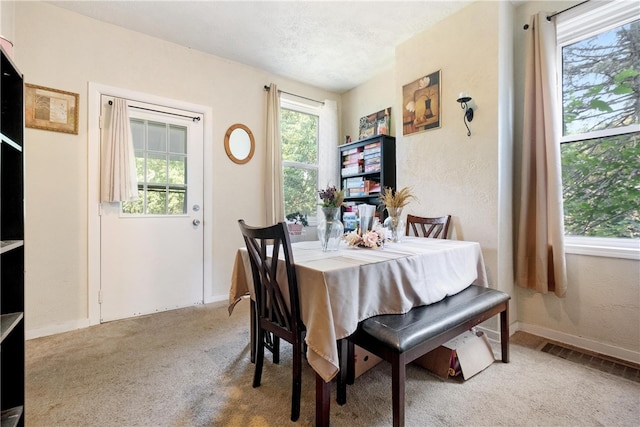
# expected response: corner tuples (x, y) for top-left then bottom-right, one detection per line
(147, 153), (167, 183)
(134, 153), (145, 182)
(281, 109), (318, 163)
(283, 166), (318, 219)
(122, 190), (144, 214)
(147, 121), (167, 152)
(168, 189), (186, 214)
(168, 155), (186, 185)
(130, 119), (145, 150)
(169, 125), (187, 154)
(147, 188), (167, 215)
(562, 20), (640, 136)
(561, 132), (640, 238)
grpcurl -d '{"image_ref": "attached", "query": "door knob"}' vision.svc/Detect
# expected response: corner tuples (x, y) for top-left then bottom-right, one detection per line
(193, 219), (201, 226)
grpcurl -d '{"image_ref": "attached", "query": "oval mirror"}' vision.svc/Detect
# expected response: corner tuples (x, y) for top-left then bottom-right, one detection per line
(224, 123), (255, 165)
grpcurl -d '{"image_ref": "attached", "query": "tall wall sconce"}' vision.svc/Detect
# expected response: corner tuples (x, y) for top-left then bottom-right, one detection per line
(456, 92), (474, 136)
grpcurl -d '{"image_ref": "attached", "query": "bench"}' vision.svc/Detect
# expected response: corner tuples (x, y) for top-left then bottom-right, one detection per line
(338, 285), (511, 427)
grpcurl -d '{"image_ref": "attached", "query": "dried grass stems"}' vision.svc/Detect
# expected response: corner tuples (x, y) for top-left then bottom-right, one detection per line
(380, 186), (416, 209)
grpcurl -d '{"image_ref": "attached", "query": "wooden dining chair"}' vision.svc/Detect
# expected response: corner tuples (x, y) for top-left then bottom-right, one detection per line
(405, 214), (451, 239)
(237, 220), (306, 422)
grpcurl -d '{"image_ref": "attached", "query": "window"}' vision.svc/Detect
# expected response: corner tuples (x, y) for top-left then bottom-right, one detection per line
(281, 100), (320, 224)
(122, 118), (188, 215)
(557, 2), (639, 248)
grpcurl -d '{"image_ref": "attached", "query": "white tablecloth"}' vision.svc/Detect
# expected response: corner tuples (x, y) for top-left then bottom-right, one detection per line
(229, 236), (487, 382)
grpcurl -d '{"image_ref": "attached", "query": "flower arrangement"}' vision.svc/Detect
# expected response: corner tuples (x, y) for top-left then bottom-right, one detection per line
(343, 225), (386, 249)
(318, 185), (345, 208)
(379, 186), (416, 209)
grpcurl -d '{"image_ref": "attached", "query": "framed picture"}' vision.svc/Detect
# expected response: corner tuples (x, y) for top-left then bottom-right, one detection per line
(358, 107), (391, 140)
(402, 70), (441, 136)
(25, 83), (79, 134)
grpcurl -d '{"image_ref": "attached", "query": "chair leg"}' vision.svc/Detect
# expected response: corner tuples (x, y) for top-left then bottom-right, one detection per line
(250, 300), (256, 363)
(500, 304), (510, 363)
(253, 328), (265, 388)
(291, 338), (303, 421)
(273, 335), (280, 364)
(391, 356), (406, 427)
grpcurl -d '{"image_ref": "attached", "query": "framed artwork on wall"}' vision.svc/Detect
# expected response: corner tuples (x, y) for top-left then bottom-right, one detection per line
(402, 70), (441, 136)
(25, 83), (79, 134)
(358, 107), (391, 140)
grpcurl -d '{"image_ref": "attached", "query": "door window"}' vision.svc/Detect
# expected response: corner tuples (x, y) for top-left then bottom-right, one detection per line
(122, 119), (188, 215)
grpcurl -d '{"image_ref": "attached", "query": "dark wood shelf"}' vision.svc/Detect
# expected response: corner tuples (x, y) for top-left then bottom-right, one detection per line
(0, 313), (23, 343)
(339, 134), (396, 226)
(0, 240), (23, 255)
(1, 46), (25, 427)
(1, 406), (23, 427)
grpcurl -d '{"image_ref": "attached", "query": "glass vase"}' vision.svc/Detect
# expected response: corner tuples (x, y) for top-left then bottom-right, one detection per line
(317, 207), (344, 252)
(383, 207), (405, 243)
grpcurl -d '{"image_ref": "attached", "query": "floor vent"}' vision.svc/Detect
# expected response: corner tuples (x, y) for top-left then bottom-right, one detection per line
(541, 342), (639, 383)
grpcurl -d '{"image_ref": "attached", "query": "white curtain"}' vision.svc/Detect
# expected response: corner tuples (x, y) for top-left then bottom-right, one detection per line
(318, 99), (339, 189)
(101, 97), (138, 202)
(516, 12), (567, 297)
(265, 83), (285, 225)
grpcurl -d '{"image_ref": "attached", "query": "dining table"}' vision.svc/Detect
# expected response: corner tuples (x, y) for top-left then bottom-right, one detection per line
(229, 236), (488, 425)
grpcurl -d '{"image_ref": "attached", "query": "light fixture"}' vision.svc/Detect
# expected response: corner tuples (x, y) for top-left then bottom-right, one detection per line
(456, 92), (474, 136)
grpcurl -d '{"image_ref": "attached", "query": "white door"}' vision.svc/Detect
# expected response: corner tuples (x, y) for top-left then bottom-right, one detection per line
(99, 96), (204, 322)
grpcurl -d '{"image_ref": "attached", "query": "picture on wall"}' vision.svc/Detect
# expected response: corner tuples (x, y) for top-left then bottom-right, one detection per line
(402, 70), (441, 136)
(25, 83), (79, 135)
(358, 107), (391, 140)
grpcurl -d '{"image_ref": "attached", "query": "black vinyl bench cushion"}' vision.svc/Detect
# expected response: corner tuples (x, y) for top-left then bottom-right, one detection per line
(358, 285), (510, 353)
(339, 284), (510, 427)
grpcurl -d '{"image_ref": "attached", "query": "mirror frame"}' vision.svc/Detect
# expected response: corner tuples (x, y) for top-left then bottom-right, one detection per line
(224, 123), (255, 165)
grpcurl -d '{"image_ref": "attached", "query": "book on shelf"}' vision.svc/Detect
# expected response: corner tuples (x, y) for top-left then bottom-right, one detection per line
(364, 142), (381, 150)
(344, 177), (365, 188)
(364, 164), (381, 173)
(364, 157), (381, 166)
(341, 165), (361, 176)
(342, 152), (364, 161)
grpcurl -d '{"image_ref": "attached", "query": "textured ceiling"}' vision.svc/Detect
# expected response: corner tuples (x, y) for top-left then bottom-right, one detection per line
(49, 1), (473, 93)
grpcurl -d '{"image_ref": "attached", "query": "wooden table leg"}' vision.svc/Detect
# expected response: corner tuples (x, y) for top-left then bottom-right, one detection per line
(315, 372), (330, 426)
(337, 339), (347, 405)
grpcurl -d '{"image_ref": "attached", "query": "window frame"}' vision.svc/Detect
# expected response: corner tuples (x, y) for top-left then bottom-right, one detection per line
(280, 97), (321, 225)
(555, 0), (640, 259)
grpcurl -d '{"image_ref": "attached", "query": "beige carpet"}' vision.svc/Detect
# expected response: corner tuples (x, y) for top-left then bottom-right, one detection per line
(26, 299), (640, 426)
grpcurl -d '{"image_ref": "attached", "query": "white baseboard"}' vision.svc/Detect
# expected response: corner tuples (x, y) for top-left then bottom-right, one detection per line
(205, 293), (229, 305)
(26, 318), (91, 340)
(516, 321), (640, 365)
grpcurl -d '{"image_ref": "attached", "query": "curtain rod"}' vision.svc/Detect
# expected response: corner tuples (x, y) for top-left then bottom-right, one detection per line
(523, 0), (590, 29)
(263, 85), (325, 105)
(108, 100), (201, 122)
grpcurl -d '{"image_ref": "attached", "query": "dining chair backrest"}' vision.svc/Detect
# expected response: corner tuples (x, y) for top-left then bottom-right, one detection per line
(405, 214), (452, 239)
(238, 219), (306, 421)
(238, 220), (302, 338)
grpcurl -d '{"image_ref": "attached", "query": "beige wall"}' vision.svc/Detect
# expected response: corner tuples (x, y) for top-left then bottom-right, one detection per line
(343, 0), (638, 363)
(13, 2), (339, 335)
(513, 1), (639, 362)
(343, 1), (511, 304)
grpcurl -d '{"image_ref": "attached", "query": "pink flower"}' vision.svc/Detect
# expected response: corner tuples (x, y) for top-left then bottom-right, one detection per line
(362, 230), (380, 248)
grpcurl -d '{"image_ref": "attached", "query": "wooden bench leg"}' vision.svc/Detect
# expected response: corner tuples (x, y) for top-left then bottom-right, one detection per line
(500, 303), (510, 363)
(391, 355), (406, 427)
